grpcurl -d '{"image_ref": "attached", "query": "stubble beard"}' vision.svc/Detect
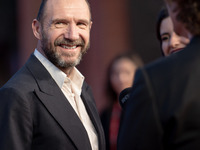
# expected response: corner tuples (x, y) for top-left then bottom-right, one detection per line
(41, 30), (90, 69)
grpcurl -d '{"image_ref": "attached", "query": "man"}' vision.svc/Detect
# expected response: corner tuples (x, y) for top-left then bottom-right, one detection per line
(0, 0), (105, 149)
(118, 0), (200, 149)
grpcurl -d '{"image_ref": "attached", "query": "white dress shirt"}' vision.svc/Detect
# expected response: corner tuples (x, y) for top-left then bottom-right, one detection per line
(34, 49), (98, 150)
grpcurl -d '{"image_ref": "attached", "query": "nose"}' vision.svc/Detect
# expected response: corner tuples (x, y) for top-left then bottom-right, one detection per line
(64, 24), (79, 40)
(118, 73), (126, 83)
(169, 33), (180, 48)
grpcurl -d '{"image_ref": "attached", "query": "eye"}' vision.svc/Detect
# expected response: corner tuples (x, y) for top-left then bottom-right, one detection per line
(161, 35), (170, 42)
(54, 21), (67, 28)
(77, 22), (87, 29)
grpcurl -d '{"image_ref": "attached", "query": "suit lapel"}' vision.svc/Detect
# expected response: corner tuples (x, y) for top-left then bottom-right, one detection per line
(26, 54), (92, 150)
(81, 83), (106, 150)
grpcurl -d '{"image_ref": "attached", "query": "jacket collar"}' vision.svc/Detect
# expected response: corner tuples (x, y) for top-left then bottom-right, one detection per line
(26, 54), (93, 150)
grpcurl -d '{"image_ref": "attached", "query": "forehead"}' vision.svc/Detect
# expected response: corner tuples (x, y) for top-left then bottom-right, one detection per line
(113, 58), (135, 69)
(45, 0), (91, 20)
(160, 17), (173, 33)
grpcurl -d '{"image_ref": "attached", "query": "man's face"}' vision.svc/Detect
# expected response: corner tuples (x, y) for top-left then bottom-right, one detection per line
(40, 0), (92, 69)
(165, 0), (188, 38)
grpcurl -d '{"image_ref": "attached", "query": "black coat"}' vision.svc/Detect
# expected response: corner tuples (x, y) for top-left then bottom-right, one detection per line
(118, 36), (200, 150)
(0, 54), (105, 150)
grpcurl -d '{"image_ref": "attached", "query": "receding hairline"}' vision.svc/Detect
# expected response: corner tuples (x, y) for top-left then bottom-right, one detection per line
(36, 0), (92, 22)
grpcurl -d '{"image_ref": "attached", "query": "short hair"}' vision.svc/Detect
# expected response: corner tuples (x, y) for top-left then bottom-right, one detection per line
(166, 0), (200, 35)
(36, 0), (92, 23)
(36, 0), (47, 22)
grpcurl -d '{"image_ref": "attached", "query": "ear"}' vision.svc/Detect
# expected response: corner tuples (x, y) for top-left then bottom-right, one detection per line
(32, 19), (42, 40)
(89, 21), (93, 30)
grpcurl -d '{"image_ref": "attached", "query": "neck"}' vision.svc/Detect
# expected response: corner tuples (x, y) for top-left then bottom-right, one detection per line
(60, 66), (74, 79)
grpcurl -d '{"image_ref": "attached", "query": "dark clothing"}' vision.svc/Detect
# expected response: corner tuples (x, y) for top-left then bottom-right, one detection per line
(101, 105), (113, 150)
(118, 36), (200, 150)
(0, 54), (105, 150)
(101, 102), (121, 150)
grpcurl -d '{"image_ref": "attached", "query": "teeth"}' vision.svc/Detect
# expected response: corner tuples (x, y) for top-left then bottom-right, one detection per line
(61, 45), (77, 49)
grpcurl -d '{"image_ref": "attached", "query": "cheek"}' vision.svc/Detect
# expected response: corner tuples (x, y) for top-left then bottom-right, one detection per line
(110, 75), (118, 86)
(48, 29), (63, 42)
(162, 42), (169, 54)
(51, 34), (60, 44)
(126, 74), (134, 85)
(110, 77), (120, 92)
(81, 30), (90, 43)
(180, 37), (190, 46)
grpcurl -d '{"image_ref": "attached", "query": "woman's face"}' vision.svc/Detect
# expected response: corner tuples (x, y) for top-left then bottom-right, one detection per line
(110, 58), (137, 95)
(160, 17), (190, 56)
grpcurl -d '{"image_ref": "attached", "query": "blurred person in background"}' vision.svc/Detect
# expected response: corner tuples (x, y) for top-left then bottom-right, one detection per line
(101, 52), (143, 150)
(0, 0), (106, 149)
(156, 7), (190, 56)
(118, 0), (200, 149)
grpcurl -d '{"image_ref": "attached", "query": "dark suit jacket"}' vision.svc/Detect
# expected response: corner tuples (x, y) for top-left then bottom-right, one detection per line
(101, 105), (112, 150)
(0, 54), (105, 150)
(118, 36), (200, 150)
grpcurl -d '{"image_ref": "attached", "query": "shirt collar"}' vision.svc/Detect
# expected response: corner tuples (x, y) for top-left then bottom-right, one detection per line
(33, 49), (85, 91)
(70, 67), (85, 95)
(34, 49), (66, 88)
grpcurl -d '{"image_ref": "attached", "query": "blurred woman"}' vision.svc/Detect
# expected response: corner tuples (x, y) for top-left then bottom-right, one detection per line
(156, 7), (190, 56)
(100, 52), (143, 150)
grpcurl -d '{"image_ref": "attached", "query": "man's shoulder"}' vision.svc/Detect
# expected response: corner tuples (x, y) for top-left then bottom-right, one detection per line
(142, 55), (177, 77)
(133, 53), (186, 92)
(1, 59), (37, 92)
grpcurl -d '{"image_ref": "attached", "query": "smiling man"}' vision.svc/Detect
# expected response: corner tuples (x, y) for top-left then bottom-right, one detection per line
(0, 0), (105, 150)
(33, 0), (91, 76)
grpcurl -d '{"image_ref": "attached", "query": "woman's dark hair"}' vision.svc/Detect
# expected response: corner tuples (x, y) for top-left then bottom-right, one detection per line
(105, 51), (143, 104)
(156, 7), (169, 56)
(156, 7), (169, 42)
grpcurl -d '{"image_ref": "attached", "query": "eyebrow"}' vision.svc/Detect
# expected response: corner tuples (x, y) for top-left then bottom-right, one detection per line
(51, 18), (67, 24)
(51, 18), (90, 25)
(161, 32), (170, 37)
(78, 19), (90, 25)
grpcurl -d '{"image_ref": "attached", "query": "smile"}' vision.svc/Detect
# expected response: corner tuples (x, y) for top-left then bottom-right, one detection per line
(170, 48), (183, 54)
(60, 44), (77, 49)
